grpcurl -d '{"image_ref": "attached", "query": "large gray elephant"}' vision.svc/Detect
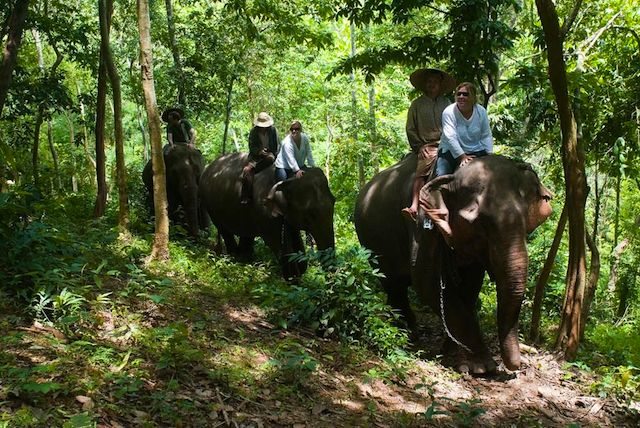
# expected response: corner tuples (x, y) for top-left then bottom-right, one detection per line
(199, 152), (335, 278)
(354, 154), (552, 374)
(142, 145), (210, 237)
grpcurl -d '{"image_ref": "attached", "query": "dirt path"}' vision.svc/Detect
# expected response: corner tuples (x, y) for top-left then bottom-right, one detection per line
(195, 306), (637, 428)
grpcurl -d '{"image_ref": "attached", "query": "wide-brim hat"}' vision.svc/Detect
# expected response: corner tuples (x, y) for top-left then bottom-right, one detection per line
(254, 112), (274, 128)
(161, 107), (184, 122)
(410, 68), (456, 95)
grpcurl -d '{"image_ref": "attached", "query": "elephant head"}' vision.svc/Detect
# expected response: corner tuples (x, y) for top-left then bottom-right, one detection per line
(417, 155), (553, 372)
(265, 168), (336, 252)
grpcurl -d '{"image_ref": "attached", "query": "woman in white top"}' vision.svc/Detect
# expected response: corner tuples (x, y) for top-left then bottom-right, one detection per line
(436, 82), (493, 176)
(274, 120), (316, 181)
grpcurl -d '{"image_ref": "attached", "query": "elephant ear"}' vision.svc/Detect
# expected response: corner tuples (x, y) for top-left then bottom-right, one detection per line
(264, 181), (288, 218)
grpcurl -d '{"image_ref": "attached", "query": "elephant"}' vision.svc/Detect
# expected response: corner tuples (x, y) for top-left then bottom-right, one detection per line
(199, 152), (335, 278)
(142, 145), (210, 237)
(354, 154), (552, 374)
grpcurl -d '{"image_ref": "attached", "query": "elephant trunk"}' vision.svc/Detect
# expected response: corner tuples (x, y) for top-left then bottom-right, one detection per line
(181, 174), (200, 237)
(309, 216), (335, 251)
(491, 235), (529, 370)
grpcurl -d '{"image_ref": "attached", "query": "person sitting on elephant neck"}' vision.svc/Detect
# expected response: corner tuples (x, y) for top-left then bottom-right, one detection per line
(422, 81), (493, 244)
(401, 68), (455, 221)
(274, 120), (316, 182)
(241, 112), (279, 204)
(162, 107), (197, 154)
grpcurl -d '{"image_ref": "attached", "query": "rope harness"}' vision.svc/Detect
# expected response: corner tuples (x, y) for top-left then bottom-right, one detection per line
(438, 246), (472, 354)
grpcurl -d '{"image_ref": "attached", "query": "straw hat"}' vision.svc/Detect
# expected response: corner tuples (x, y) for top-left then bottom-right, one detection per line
(161, 107), (184, 122)
(254, 112), (274, 128)
(409, 68), (456, 95)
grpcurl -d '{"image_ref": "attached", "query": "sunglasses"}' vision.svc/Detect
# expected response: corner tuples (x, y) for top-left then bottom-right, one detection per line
(290, 127), (301, 132)
(456, 91), (470, 97)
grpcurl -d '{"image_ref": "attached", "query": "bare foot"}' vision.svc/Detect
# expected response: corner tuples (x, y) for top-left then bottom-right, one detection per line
(401, 207), (417, 221)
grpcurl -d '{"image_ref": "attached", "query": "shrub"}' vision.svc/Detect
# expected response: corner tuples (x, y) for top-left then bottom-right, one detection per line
(255, 246), (408, 356)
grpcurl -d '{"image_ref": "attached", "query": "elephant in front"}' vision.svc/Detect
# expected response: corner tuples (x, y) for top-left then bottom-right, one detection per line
(199, 152), (335, 278)
(354, 154), (552, 374)
(142, 145), (210, 237)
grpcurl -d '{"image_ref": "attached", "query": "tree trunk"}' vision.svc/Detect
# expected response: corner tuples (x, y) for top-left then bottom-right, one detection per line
(138, 0), (170, 261)
(47, 120), (62, 191)
(32, 105), (44, 190)
(530, 203), (567, 343)
(0, 0), (29, 118)
(99, 0), (128, 232)
(349, 22), (364, 188)
(607, 239), (629, 317)
(165, 0), (185, 106)
(93, 53), (109, 217)
(535, 0), (588, 361)
(222, 75), (235, 155)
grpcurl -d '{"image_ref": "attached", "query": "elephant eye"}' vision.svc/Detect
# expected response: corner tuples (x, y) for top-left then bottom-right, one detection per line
(541, 194), (552, 202)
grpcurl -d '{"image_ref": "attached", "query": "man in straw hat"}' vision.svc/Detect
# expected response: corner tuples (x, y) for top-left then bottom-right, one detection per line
(162, 107), (197, 153)
(241, 112), (279, 204)
(401, 68), (456, 221)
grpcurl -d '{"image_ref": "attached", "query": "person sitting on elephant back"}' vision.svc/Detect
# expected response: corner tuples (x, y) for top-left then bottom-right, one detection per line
(401, 68), (455, 221)
(422, 81), (493, 244)
(241, 112), (279, 204)
(274, 120), (316, 182)
(162, 107), (197, 154)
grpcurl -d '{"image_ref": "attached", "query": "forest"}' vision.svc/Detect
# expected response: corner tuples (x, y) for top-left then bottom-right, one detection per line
(0, 0), (639, 426)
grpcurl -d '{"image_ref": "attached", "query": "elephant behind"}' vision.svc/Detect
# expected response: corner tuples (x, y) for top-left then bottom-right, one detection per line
(199, 152), (335, 278)
(354, 154), (552, 374)
(142, 145), (210, 237)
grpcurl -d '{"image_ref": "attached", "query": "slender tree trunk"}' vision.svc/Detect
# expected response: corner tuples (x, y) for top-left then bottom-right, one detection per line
(222, 75), (235, 155)
(0, 0), (29, 118)
(46, 121), (62, 191)
(99, 0), (128, 232)
(138, 0), (170, 261)
(32, 105), (44, 190)
(76, 82), (96, 175)
(530, 203), (567, 343)
(93, 55), (109, 217)
(349, 22), (364, 188)
(536, 0), (588, 361)
(165, 0), (185, 106)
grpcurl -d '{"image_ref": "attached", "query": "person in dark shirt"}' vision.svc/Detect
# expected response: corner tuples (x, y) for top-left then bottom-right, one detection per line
(241, 112), (279, 204)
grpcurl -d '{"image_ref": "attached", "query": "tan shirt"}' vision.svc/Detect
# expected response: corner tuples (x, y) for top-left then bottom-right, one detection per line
(406, 94), (450, 154)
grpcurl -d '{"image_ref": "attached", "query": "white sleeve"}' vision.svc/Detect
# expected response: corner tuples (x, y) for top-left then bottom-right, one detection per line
(282, 138), (300, 172)
(441, 107), (464, 159)
(479, 108), (493, 153)
(304, 135), (315, 167)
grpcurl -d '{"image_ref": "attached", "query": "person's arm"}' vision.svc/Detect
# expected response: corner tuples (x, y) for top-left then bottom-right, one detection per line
(304, 135), (315, 167)
(441, 107), (464, 159)
(478, 107), (493, 153)
(281, 137), (301, 173)
(188, 128), (197, 146)
(405, 100), (423, 153)
(248, 128), (261, 157)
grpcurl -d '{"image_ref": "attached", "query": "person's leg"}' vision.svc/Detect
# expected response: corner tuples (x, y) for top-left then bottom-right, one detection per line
(241, 163), (255, 204)
(275, 168), (288, 182)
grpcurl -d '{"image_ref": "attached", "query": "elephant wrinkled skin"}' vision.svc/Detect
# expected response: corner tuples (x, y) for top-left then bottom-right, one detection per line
(199, 152), (335, 278)
(354, 154), (552, 374)
(142, 145), (210, 237)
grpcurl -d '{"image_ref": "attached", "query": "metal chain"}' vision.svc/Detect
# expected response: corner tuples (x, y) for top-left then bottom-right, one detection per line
(439, 274), (472, 353)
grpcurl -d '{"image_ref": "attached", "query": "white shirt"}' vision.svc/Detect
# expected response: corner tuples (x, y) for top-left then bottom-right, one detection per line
(275, 133), (316, 172)
(440, 103), (493, 159)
